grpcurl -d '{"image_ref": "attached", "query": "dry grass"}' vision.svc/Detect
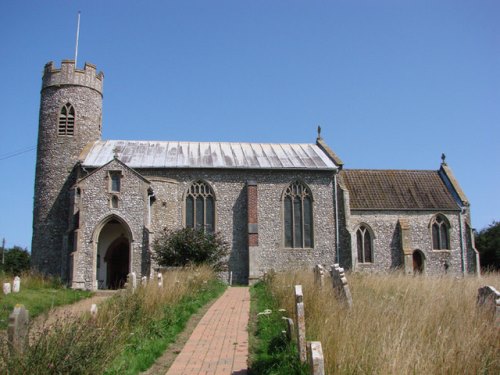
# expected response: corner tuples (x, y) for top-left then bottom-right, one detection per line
(266, 271), (500, 374)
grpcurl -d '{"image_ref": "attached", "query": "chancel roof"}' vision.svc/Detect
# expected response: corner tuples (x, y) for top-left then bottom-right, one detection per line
(81, 140), (338, 170)
(340, 169), (460, 211)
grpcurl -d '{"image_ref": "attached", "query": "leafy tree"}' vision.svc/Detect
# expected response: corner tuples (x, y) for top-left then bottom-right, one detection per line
(152, 228), (229, 271)
(475, 221), (500, 271)
(1, 246), (31, 275)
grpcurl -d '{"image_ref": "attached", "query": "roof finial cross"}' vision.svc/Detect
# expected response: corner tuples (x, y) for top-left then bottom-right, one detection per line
(317, 125), (322, 140)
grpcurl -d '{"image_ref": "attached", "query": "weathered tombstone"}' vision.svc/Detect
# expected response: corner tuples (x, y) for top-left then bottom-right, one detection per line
(90, 303), (98, 318)
(313, 265), (325, 287)
(295, 285), (307, 363)
(12, 276), (21, 293)
(282, 317), (294, 342)
(477, 285), (500, 328)
(157, 272), (163, 288)
(141, 276), (148, 286)
(127, 272), (137, 291)
(330, 264), (353, 309)
(3, 282), (11, 295)
(307, 341), (325, 375)
(7, 304), (29, 354)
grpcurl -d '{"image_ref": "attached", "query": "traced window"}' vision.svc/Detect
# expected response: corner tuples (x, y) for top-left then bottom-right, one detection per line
(58, 103), (75, 136)
(185, 181), (215, 233)
(356, 225), (373, 263)
(431, 214), (450, 250)
(109, 172), (121, 193)
(283, 181), (313, 248)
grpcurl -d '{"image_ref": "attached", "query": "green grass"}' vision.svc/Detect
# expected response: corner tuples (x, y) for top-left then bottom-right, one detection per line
(0, 277), (92, 329)
(249, 282), (307, 375)
(104, 279), (226, 375)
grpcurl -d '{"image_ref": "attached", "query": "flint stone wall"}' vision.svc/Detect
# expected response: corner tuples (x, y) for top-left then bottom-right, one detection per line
(73, 159), (149, 289)
(348, 210), (463, 275)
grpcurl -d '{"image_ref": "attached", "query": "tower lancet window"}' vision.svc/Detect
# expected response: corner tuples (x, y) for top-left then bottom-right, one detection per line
(58, 103), (75, 136)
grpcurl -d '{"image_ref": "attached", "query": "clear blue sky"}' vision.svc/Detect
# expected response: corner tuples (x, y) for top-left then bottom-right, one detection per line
(0, 0), (498, 250)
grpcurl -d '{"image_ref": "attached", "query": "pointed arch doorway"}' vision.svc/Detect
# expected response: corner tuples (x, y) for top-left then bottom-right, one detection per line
(412, 250), (425, 274)
(96, 218), (132, 289)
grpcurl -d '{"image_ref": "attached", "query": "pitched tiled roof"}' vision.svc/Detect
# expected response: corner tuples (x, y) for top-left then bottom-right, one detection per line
(340, 169), (460, 211)
(80, 140), (338, 170)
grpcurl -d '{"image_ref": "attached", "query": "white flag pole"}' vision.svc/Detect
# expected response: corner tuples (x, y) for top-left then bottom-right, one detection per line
(74, 11), (81, 67)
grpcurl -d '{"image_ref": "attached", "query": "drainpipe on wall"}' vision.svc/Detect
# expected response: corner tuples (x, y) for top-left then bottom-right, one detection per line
(334, 171), (340, 264)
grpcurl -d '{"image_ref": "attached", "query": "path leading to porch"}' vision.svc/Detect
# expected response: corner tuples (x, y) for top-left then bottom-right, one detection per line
(165, 287), (250, 375)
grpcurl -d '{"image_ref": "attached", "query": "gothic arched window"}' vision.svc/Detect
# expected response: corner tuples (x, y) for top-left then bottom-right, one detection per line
(431, 214), (450, 250)
(185, 181), (215, 233)
(58, 103), (75, 136)
(356, 225), (373, 263)
(283, 181), (313, 248)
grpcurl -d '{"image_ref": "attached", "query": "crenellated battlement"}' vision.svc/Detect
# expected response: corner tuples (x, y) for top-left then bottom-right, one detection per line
(42, 60), (104, 94)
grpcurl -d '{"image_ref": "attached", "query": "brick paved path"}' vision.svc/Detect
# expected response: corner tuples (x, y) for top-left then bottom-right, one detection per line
(166, 287), (250, 375)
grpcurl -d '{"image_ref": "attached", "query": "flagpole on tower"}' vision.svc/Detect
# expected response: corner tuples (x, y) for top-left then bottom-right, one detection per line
(74, 11), (81, 67)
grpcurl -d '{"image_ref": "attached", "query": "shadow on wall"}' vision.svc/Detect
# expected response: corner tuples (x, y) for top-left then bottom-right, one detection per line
(229, 186), (248, 284)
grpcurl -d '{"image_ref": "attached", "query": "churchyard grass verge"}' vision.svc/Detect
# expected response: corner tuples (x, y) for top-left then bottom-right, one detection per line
(0, 266), (225, 375)
(0, 272), (91, 329)
(266, 270), (500, 375)
(248, 280), (307, 375)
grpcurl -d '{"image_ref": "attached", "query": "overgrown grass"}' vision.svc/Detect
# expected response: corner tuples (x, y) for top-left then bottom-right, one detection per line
(266, 271), (500, 375)
(249, 282), (307, 375)
(0, 272), (91, 329)
(0, 266), (225, 375)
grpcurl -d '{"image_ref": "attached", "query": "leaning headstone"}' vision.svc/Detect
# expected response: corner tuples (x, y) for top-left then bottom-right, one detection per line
(127, 272), (137, 291)
(295, 285), (307, 363)
(141, 276), (148, 286)
(330, 264), (353, 309)
(282, 317), (294, 342)
(90, 303), (98, 318)
(157, 272), (163, 288)
(3, 282), (11, 295)
(12, 276), (21, 293)
(7, 304), (29, 355)
(477, 285), (500, 328)
(313, 265), (325, 287)
(307, 341), (325, 375)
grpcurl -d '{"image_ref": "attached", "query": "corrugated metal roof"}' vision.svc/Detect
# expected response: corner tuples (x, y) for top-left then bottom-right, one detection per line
(81, 140), (338, 170)
(340, 169), (460, 211)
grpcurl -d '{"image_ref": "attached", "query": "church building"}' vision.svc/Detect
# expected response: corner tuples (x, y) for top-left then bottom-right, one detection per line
(31, 61), (480, 290)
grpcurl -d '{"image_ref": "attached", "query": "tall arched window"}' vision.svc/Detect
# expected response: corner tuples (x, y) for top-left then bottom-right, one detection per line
(185, 181), (215, 233)
(283, 181), (313, 248)
(431, 214), (450, 250)
(58, 103), (75, 136)
(356, 225), (373, 263)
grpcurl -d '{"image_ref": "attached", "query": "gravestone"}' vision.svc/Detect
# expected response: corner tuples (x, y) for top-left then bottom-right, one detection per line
(12, 276), (20, 293)
(307, 341), (325, 375)
(313, 265), (325, 287)
(477, 285), (500, 328)
(141, 276), (147, 286)
(7, 304), (29, 354)
(330, 264), (353, 309)
(3, 282), (11, 295)
(282, 317), (294, 342)
(295, 285), (307, 363)
(90, 303), (98, 317)
(157, 272), (163, 288)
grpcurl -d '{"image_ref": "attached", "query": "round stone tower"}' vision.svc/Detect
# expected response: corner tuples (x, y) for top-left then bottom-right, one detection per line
(32, 60), (104, 278)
